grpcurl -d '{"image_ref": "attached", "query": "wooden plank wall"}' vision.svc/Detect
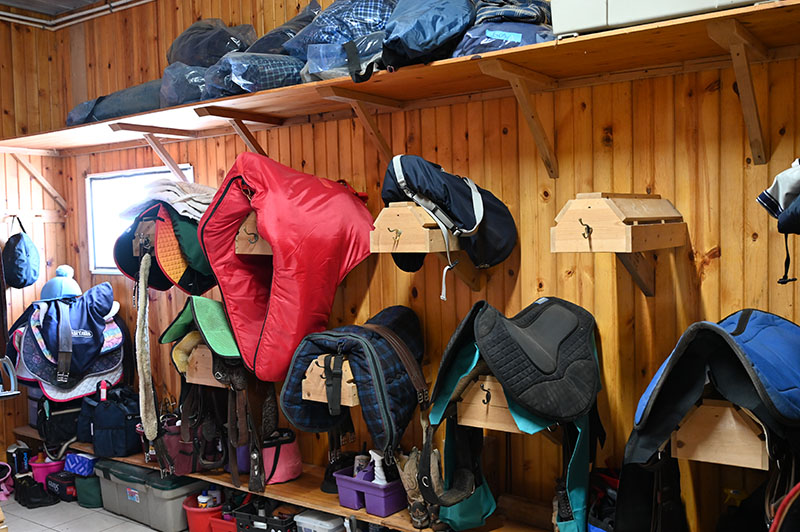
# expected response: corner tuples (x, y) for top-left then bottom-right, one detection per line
(0, 153), (67, 448)
(1, 2), (797, 530)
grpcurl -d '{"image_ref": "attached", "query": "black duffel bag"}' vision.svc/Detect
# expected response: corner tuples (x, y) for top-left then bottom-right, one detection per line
(79, 385), (141, 458)
(37, 396), (81, 450)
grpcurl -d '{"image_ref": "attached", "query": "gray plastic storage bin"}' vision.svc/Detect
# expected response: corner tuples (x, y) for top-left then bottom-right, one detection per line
(96, 460), (207, 532)
(94, 460), (120, 514)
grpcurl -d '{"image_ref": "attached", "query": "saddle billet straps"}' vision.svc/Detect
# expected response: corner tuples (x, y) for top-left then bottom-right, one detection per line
(248, 401), (266, 493)
(392, 154), (484, 301)
(324, 353), (344, 417)
(56, 301), (73, 384)
(362, 323), (429, 408)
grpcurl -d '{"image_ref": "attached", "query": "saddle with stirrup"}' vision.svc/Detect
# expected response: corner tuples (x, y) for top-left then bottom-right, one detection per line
(418, 297), (603, 532)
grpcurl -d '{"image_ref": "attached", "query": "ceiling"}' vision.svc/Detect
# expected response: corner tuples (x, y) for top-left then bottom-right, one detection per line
(0, 0), (99, 17)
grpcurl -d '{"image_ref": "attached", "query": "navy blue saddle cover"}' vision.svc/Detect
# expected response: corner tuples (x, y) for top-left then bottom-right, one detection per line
(20, 282), (120, 389)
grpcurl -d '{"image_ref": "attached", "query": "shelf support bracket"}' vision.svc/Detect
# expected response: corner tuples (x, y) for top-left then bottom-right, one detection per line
(616, 251), (656, 297)
(707, 19), (769, 165)
(195, 106), (284, 156)
(109, 123), (199, 139)
(317, 86), (403, 163)
(10, 153), (68, 212)
(228, 119), (266, 156)
(480, 59), (559, 179)
(142, 133), (189, 182)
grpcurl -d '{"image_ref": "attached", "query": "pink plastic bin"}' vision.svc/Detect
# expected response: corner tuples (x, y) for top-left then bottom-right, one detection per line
(30, 456), (65, 486)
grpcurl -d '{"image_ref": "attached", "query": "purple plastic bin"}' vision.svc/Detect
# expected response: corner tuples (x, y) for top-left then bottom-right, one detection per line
(332, 467), (407, 517)
(333, 467), (366, 510)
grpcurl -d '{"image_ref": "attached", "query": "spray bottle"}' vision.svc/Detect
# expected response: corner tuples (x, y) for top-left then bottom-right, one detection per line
(369, 450), (387, 485)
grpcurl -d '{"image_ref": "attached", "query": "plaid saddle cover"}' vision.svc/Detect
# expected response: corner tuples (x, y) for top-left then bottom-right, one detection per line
(280, 306), (424, 455)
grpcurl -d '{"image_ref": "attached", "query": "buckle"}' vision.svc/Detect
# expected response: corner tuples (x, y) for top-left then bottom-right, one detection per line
(57, 371), (69, 383)
(417, 390), (429, 404)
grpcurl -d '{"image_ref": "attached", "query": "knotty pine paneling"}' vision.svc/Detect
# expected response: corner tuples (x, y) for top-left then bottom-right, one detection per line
(1, 153), (67, 448)
(1, 2), (796, 530)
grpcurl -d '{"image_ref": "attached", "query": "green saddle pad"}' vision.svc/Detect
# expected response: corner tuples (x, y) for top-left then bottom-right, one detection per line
(160, 296), (240, 358)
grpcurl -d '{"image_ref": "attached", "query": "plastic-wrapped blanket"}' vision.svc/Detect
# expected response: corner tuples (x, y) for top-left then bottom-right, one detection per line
(452, 22), (554, 57)
(474, 0), (551, 25)
(167, 19), (256, 67)
(382, 0), (475, 70)
(202, 53), (304, 98)
(66, 80), (161, 126)
(301, 31), (385, 82)
(160, 63), (208, 107)
(247, 0), (322, 54)
(283, 0), (396, 61)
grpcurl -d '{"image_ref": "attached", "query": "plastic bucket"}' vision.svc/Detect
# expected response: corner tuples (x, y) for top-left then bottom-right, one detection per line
(30, 456), (65, 486)
(184, 494), (223, 532)
(209, 515), (237, 532)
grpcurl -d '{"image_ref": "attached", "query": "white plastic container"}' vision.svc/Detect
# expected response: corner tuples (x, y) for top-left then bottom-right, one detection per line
(552, 0), (755, 36)
(293, 510), (346, 532)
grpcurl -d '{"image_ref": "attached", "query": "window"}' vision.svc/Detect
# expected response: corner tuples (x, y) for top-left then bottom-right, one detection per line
(86, 165), (194, 275)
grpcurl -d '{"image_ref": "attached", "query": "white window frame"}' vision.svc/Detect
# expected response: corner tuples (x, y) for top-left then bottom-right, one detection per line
(85, 165), (194, 275)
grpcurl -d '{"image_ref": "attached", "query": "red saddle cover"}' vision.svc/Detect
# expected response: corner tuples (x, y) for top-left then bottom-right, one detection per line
(198, 153), (373, 381)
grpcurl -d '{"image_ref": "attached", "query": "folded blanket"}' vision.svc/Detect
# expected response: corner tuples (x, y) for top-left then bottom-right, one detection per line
(121, 179), (217, 222)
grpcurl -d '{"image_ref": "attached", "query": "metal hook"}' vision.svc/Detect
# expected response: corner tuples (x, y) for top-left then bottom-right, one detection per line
(387, 227), (402, 243)
(578, 218), (593, 239)
(480, 383), (491, 405)
(243, 228), (259, 244)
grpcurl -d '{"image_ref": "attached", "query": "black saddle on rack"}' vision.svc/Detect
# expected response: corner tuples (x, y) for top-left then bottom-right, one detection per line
(440, 297), (600, 422)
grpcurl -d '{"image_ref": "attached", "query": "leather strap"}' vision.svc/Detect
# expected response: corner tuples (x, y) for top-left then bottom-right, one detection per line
(324, 353), (344, 416)
(248, 401), (265, 493)
(56, 301), (73, 384)
(363, 323), (428, 408)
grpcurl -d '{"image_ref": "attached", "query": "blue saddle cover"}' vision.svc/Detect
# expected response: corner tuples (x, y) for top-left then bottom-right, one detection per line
(21, 282), (117, 388)
(627, 309), (800, 464)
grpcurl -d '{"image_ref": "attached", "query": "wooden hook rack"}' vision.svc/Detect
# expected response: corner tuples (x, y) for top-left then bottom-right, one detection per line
(707, 19), (770, 165)
(551, 192), (687, 297)
(301, 355), (359, 406)
(671, 399), (768, 470)
(186, 345), (226, 389)
(458, 375), (562, 445)
(235, 212), (273, 255)
(370, 201), (485, 291)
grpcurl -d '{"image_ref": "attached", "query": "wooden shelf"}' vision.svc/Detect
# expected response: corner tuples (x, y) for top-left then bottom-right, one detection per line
(13, 425), (544, 532)
(1, 0), (800, 155)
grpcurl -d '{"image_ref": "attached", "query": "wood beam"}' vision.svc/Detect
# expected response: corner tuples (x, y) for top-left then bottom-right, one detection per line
(510, 77), (559, 179)
(10, 154), (68, 211)
(142, 134), (189, 182)
(194, 105), (284, 126)
(479, 59), (557, 89)
(229, 119), (266, 156)
(351, 100), (393, 162)
(0, 147), (60, 157)
(316, 86), (404, 111)
(616, 251), (656, 297)
(707, 19), (769, 61)
(481, 60), (558, 179)
(707, 19), (769, 165)
(109, 123), (199, 138)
